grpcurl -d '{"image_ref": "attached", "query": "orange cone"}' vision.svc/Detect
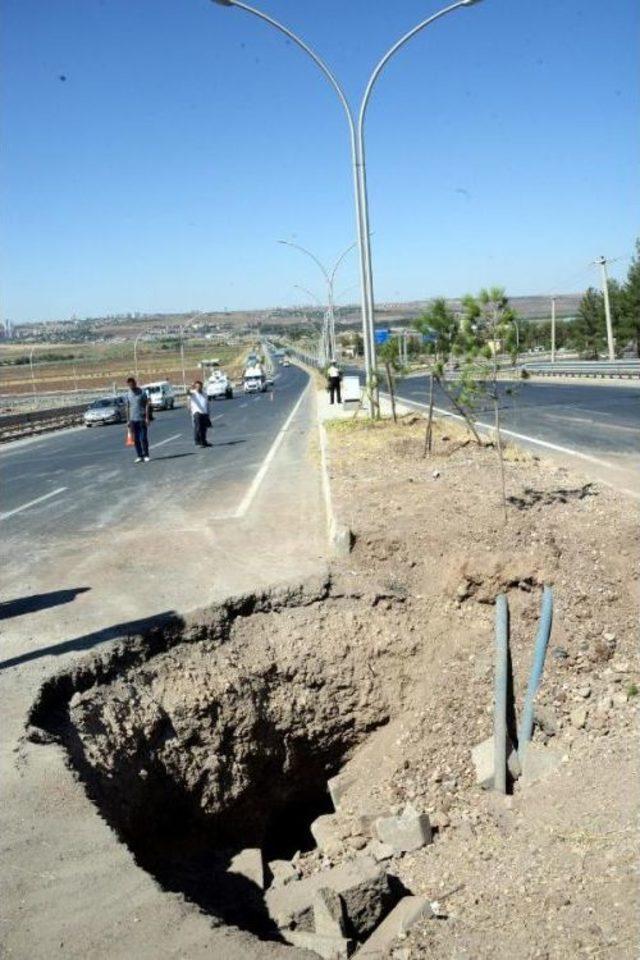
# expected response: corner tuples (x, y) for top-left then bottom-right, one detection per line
(126, 428), (135, 447)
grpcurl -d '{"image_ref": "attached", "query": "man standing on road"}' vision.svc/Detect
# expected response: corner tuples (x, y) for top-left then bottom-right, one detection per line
(125, 376), (150, 463)
(188, 380), (212, 448)
(327, 360), (342, 405)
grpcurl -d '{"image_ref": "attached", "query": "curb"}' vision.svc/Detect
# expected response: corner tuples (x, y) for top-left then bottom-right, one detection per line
(315, 393), (353, 558)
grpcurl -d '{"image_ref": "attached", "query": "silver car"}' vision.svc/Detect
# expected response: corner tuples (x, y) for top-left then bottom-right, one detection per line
(84, 396), (126, 427)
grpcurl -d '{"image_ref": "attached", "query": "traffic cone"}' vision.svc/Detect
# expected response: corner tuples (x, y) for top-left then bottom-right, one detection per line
(126, 428), (135, 447)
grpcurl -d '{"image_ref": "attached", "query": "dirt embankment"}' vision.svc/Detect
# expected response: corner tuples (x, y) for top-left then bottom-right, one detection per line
(323, 415), (639, 959)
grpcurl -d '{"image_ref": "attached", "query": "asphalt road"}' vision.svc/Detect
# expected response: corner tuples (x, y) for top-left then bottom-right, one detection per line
(394, 376), (640, 493)
(0, 363), (310, 536)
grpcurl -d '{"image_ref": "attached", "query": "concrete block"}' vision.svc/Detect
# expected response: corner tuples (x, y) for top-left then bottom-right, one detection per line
(285, 930), (352, 960)
(331, 522), (353, 557)
(228, 848), (264, 890)
(266, 854), (392, 939)
(268, 859), (297, 887)
(328, 771), (355, 811)
(368, 840), (394, 863)
(521, 742), (563, 786)
(355, 896), (433, 957)
(471, 736), (521, 790)
(310, 814), (343, 854)
(313, 887), (346, 938)
(374, 804), (432, 855)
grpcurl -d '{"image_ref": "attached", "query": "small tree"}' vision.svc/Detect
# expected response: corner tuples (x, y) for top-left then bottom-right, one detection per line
(457, 287), (518, 521)
(574, 288), (606, 359)
(377, 337), (403, 423)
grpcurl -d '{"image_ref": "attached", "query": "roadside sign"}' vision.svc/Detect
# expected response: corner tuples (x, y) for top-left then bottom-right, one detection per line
(374, 329), (391, 345)
(342, 375), (361, 403)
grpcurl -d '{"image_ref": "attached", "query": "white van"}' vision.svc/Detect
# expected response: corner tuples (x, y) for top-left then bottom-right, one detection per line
(143, 381), (175, 410)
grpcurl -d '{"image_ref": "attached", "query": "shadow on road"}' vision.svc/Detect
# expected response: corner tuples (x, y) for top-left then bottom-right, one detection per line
(0, 610), (181, 672)
(0, 587), (91, 622)
(151, 453), (197, 462)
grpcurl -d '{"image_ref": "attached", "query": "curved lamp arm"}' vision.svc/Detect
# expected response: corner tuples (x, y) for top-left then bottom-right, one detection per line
(329, 240), (358, 287)
(358, 0), (482, 135)
(212, 0), (356, 142)
(277, 238), (330, 284)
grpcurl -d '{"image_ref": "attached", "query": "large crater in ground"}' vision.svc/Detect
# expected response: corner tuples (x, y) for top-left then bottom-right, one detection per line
(29, 576), (419, 940)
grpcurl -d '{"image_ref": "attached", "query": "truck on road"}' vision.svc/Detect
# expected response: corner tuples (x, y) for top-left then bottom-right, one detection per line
(243, 363), (267, 394)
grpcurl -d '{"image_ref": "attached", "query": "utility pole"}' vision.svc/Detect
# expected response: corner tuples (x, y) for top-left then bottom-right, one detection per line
(550, 297), (556, 363)
(595, 256), (616, 361)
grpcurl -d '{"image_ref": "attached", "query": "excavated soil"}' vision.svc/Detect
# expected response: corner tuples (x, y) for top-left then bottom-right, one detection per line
(320, 415), (639, 959)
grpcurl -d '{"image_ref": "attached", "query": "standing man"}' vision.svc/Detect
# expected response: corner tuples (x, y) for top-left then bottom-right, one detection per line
(188, 380), (212, 448)
(126, 376), (150, 463)
(327, 360), (342, 405)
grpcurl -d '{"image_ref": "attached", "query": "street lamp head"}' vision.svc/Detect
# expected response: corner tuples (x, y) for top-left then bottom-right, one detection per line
(211, 0), (234, 6)
(460, 0), (484, 5)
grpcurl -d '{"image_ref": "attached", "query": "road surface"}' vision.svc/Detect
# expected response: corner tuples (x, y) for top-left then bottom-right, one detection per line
(394, 377), (640, 496)
(1, 363), (310, 531)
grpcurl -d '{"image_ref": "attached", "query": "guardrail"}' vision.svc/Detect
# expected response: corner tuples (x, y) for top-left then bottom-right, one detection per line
(0, 403), (88, 443)
(523, 360), (640, 379)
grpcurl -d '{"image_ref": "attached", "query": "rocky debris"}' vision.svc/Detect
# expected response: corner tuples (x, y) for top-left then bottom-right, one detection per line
(228, 848), (265, 890)
(570, 705), (588, 730)
(354, 896), (433, 958)
(268, 859), (298, 887)
(375, 804), (432, 855)
(328, 772), (355, 811)
(520, 742), (564, 786)
(533, 704), (558, 738)
(313, 888), (347, 938)
(310, 814), (351, 856)
(471, 736), (521, 790)
(286, 930), (352, 960)
(367, 840), (394, 863)
(265, 855), (394, 940)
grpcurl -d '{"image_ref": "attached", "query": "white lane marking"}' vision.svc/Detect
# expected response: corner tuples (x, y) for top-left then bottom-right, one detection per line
(150, 433), (181, 449)
(540, 412), (640, 434)
(233, 386), (308, 519)
(0, 486), (68, 521)
(211, 414), (224, 423)
(397, 396), (631, 472)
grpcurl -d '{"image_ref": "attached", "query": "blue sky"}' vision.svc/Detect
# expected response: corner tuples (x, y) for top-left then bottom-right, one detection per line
(2, 0), (638, 323)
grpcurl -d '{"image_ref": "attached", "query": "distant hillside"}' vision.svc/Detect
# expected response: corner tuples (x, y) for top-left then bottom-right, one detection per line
(10, 293), (583, 342)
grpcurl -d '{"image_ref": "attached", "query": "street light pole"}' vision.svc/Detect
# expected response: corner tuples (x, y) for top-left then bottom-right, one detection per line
(595, 256), (616, 361)
(29, 347), (37, 399)
(133, 332), (145, 380)
(211, 0), (483, 416)
(550, 297), (556, 363)
(279, 239), (357, 364)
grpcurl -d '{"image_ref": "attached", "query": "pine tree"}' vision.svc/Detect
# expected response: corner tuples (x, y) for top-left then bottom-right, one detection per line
(574, 287), (606, 359)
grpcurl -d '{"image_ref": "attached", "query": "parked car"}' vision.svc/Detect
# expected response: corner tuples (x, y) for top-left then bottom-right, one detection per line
(84, 396), (126, 427)
(142, 381), (175, 410)
(206, 373), (234, 401)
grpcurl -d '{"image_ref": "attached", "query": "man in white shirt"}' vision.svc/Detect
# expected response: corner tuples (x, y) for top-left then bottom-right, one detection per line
(326, 361), (342, 405)
(188, 380), (212, 448)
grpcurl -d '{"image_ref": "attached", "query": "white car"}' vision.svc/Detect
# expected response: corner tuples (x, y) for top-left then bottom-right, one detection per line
(142, 381), (175, 410)
(206, 374), (234, 401)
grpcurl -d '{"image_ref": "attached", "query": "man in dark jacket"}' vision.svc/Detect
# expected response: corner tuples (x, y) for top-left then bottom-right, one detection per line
(125, 377), (150, 462)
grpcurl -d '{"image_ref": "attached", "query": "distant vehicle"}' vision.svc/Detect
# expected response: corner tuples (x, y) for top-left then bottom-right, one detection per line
(281, 357), (291, 367)
(243, 363), (267, 394)
(206, 372), (234, 401)
(143, 381), (175, 410)
(84, 396), (126, 427)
